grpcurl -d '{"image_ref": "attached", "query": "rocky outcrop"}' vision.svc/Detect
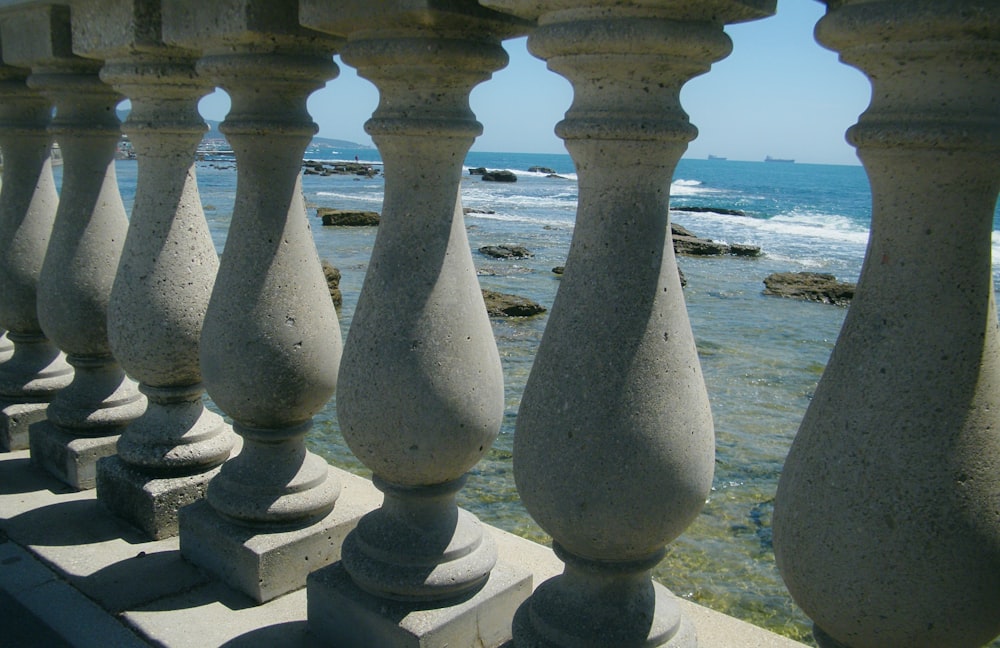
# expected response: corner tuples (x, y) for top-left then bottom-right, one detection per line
(321, 260), (342, 310)
(482, 289), (546, 317)
(318, 208), (380, 226)
(528, 166), (556, 174)
(479, 244), (532, 259)
(671, 223), (761, 258)
(469, 167), (487, 175)
(463, 207), (496, 215)
(670, 206), (747, 217)
(304, 160), (379, 177)
(482, 170), (517, 182)
(763, 272), (855, 306)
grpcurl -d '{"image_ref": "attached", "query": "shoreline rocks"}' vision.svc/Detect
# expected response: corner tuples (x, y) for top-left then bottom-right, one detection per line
(318, 208), (380, 226)
(479, 244), (532, 259)
(321, 260), (342, 310)
(304, 160), (379, 177)
(482, 170), (517, 183)
(763, 272), (855, 306)
(671, 223), (761, 258)
(482, 289), (546, 317)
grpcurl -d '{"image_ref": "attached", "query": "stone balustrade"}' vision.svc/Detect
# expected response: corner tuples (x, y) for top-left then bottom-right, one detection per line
(0, 1), (996, 648)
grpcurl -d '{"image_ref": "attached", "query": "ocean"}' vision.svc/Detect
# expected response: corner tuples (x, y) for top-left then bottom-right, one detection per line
(110, 149), (1000, 645)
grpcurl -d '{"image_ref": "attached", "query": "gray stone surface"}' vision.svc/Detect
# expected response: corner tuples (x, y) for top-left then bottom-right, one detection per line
(0, 400), (47, 451)
(772, 3), (1000, 648)
(308, 561), (531, 648)
(96, 455), (221, 540)
(28, 419), (118, 489)
(0, 450), (805, 648)
(179, 493), (367, 603)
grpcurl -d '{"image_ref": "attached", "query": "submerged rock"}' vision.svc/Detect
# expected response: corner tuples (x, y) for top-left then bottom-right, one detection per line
(321, 260), (342, 310)
(671, 205), (747, 217)
(318, 208), (380, 226)
(482, 289), (546, 317)
(763, 272), (855, 306)
(479, 244), (532, 259)
(482, 170), (517, 183)
(671, 222), (761, 258)
(528, 166), (556, 174)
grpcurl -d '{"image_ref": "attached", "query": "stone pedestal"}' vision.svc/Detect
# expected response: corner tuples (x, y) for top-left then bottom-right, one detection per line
(179, 495), (362, 604)
(28, 420), (117, 490)
(308, 561), (531, 648)
(0, 400), (47, 452)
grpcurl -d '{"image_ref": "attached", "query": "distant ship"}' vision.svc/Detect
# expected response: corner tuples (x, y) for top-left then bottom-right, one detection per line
(707, 154), (727, 161)
(765, 155), (794, 163)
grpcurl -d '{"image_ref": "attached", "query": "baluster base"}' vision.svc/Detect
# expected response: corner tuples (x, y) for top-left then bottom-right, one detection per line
(0, 400), (48, 452)
(95, 455), (226, 540)
(27, 419), (118, 490)
(512, 546), (695, 648)
(178, 478), (365, 603)
(307, 559), (531, 648)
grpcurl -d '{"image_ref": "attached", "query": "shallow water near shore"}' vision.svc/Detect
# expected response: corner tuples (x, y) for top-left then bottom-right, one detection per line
(112, 152), (1000, 645)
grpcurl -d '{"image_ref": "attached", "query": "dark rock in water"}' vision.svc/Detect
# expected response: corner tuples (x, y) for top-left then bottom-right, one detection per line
(528, 166), (556, 174)
(671, 205), (747, 217)
(552, 266), (564, 275)
(729, 243), (762, 257)
(670, 222), (761, 258)
(763, 272), (855, 306)
(479, 244), (532, 259)
(318, 208), (380, 226)
(672, 235), (730, 256)
(304, 160), (379, 177)
(321, 260), (342, 310)
(678, 266), (687, 287)
(469, 167), (487, 175)
(463, 207), (496, 215)
(482, 170), (517, 183)
(482, 289), (546, 317)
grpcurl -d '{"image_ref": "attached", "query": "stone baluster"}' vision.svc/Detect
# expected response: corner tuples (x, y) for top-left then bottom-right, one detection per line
(4, 4), (145, 489)
(162, 0), (357, 603)
(67, 0), (236, 539)
(479, 2), (775, 646)
(0, 40), (72, 453)
(772, 3), (1000, 647)
(300, 3), (531, 646)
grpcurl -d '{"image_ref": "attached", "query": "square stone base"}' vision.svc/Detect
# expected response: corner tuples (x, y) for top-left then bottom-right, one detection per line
(96, 455), (221, 541)
(307, 560), (532, 648)
(179, 498), (364, 603)
(28, 419), (119, 490)
(0, 400), (49, 452)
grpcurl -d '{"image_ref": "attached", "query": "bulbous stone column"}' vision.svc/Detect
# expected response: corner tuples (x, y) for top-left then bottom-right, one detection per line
(480, 2), (774, 646)
(70, 0), (236, 540)
(5, 4), (145, 490)
(163, 0), (357, 603)
(0, 43), (72, 452)
(772, 3), (1000, 648)
(301, 3), (531, 646)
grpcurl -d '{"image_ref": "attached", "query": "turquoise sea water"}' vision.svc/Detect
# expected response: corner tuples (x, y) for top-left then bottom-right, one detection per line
(112, 150), (1000, 644)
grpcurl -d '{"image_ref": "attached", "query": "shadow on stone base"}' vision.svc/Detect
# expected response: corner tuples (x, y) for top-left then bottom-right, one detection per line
(96, 455), (222, 540)
(307, 560), (531, 648)
(28, 420), (119, 490)
(0, 401), (48, 452)
(179, 496), (365, 603)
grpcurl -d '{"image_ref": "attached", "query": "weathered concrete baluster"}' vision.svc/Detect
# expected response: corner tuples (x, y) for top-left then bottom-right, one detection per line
(772, 4), (1000, 648)
(0, 43), (72, 453)
(68, 0), (237, 539)
(479, 2), (774, 646)
(7, 5), (145, 489)
(301, 3), (531, 646)
(163, 0), (355, 603)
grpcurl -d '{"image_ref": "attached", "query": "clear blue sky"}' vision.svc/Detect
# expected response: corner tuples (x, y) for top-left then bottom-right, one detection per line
(198, 0), (870, 166)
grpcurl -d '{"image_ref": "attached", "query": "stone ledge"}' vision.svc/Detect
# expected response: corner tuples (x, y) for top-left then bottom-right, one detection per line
(0, 450), (807, 647)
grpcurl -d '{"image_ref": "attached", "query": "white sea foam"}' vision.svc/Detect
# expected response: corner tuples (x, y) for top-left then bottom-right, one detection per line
(670, 179), (719, 197)
(315, 190), (383, 204)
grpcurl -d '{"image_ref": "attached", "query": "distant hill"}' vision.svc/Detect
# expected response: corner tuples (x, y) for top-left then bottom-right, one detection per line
(116, 109), (371, 149)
